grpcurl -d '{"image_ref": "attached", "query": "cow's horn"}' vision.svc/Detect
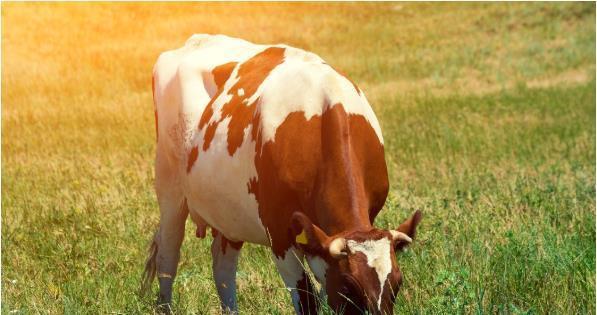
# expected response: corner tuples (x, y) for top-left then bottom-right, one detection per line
(329, 238), (347, 258)
(390, 230), (412, 243)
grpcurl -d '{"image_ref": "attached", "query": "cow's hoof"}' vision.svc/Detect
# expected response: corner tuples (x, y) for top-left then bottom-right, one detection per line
(156, 302), (172, 315)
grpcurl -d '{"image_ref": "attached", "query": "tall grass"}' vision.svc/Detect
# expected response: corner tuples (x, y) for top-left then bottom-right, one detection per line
(2, 3), (595, 314)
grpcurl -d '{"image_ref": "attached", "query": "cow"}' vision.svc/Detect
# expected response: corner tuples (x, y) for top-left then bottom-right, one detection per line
(141, 34), (422, 315)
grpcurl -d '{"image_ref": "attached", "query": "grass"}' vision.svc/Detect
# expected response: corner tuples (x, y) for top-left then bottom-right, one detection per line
(2, 2), (595, 314)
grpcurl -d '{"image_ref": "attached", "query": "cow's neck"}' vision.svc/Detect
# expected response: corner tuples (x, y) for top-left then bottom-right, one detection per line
(312, 102), (375, 236)
(316, 208), (372, 236)
(312, 170), (373, 236)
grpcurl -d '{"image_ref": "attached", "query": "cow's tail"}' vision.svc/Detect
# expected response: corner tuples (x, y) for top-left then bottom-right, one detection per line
(140, 230), (159, 296)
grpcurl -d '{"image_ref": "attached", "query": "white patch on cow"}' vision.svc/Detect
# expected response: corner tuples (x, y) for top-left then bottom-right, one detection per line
(347, 238), (392, 310)
(274, 247), (306, 314)
(307, 256), (329, 292)
(187, 117), (268, 245)
(237, 88), (245, 96)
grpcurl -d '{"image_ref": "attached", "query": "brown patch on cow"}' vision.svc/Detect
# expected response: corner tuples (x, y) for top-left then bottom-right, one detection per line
(187, 145), (199, 173)
(221, 99), (258, 155)
(202, 121), (218, 151)
(247, 177), (258, 195)
(249, 103), (388, 258)
(212, 229), (244, 255)
(251, 111), (321, 257)
(199, 47), (286, 155)
(197, 62), (238, 131)
(212, 62), (238, 90)
(198, 101), (214, 130)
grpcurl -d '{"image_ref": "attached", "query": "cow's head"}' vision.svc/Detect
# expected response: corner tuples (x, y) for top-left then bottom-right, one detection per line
(292, 211), (422, 314)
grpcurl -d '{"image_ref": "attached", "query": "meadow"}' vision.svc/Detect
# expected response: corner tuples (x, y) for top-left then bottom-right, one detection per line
(2, 3), (595, 314)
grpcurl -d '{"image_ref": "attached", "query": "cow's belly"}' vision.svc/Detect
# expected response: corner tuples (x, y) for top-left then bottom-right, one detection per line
(184, 122), (269, 245)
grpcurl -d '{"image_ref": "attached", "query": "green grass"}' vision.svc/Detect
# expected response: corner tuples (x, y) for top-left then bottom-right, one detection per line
(2, 2), (595, 314)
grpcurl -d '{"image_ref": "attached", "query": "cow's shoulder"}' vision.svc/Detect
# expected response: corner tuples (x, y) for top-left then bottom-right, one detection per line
(256, 46), (383, 144)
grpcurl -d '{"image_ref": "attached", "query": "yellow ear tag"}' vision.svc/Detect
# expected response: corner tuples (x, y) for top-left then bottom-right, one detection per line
(296, 230), (308, 245)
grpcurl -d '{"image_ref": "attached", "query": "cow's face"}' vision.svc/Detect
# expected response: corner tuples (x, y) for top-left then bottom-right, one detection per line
(324, 230), (404, 315)
(293, 211), (422, 314)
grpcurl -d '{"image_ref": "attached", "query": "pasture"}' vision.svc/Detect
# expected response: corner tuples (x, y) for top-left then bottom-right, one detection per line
(2, 3), (595, 314)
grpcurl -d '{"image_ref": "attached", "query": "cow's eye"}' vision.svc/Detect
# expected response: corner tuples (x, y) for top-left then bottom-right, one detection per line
(340, 285), (350, 294)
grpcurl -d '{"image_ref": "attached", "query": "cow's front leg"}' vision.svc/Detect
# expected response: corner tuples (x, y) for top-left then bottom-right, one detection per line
(211, 231), (243, 313)
(273, 247), (319, 315)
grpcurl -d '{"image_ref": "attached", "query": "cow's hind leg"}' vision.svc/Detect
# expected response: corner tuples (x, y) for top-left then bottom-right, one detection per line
(141, 199), (187, 313)
(211, 231), (243, 313)
(274, 247), (319, 315)
(141, 151), (188, 313)
(155, 197), (188, 310)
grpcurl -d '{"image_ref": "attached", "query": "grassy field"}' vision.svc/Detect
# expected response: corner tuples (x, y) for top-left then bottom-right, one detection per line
(2, 3), (595, 314)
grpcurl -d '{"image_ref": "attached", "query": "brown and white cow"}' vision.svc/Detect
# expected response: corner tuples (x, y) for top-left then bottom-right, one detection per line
(141, 34), (421, 314)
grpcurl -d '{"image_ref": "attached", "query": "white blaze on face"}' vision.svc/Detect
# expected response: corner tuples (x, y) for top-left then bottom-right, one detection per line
(347, 238), (392, 310)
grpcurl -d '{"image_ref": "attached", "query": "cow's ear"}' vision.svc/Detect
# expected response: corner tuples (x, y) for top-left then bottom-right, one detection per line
(394, 210), (422, 252)
(291, 212), (330, 253)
